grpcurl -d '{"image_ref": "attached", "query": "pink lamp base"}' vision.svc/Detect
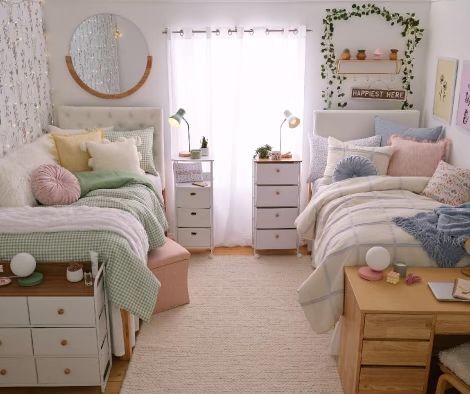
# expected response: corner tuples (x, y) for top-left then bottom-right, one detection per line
(358, 266), (384, 281)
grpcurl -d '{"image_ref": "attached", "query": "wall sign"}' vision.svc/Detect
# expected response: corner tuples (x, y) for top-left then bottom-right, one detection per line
(456, 60), (470, 131)
(351, 88), (406, 101)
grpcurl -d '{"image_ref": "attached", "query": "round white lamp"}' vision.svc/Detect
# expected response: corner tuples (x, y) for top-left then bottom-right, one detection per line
(10, 253), (37, 277)
(358, 246), (391, 281)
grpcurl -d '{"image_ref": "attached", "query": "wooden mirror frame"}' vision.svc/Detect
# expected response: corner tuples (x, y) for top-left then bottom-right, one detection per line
(65, 55), (152, 99)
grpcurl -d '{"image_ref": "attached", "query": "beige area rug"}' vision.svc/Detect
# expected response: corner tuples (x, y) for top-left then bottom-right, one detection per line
(121, 255), (343, 393)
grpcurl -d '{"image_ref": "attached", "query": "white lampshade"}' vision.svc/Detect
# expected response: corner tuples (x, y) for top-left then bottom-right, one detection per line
(10, 253), (36, 277)
(168, 108), (186, 128)
(283, 110), (301, 128)
(365, 246), (391, 272)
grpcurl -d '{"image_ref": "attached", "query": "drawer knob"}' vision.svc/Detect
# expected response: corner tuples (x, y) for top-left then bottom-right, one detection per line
(64, 368), (71, 375)
(275, 234), (280, 239)
(0, 369), (6, 376)
(275, 213), (280, 218)
(190, 212), (197, 216)
(0, 340), (2, 346)
(276, 168), (280, 173)
(61, 339), (68, 346)
(57, 308), (65, 315)
(190, 192), (197, 196)
(275, 191), (280, 195)
(191, 232), (197, 236)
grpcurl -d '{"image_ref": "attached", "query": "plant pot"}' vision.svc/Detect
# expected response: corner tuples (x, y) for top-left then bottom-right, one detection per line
(356, 50), (367, 60)
(341, 49), (351, 60)
(66, 267), (83, 283)
(389, 49), (398, 61)
(200, 147), (209, 156)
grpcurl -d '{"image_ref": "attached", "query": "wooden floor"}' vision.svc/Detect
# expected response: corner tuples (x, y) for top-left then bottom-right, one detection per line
(2, 246), (309, 394)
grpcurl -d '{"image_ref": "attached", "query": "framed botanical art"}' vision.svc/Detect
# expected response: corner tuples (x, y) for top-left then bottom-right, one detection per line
(433, 57), (458, 124)
(456, 60), (470, 131)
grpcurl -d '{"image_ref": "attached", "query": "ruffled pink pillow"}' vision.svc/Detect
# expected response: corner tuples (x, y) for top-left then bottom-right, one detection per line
(31, 164), (80, 206)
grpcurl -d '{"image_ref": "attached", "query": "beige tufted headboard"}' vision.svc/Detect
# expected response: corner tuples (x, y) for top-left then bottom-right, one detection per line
(56, 106), (165, 184)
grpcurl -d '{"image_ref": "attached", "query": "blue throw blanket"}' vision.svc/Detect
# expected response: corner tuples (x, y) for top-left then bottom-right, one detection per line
(393, 203), (470, 268)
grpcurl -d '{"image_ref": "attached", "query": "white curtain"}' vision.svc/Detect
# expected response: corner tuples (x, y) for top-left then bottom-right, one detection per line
(168, 27), (306, 246)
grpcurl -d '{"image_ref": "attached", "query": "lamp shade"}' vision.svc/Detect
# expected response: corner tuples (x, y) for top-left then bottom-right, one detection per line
(168, 108), (186, 128)
(283, 110), (300, 128)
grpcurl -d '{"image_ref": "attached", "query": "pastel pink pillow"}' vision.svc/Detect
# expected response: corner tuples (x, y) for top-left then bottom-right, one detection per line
(387, 135), (451, 177)
(31, 164), (81, 206)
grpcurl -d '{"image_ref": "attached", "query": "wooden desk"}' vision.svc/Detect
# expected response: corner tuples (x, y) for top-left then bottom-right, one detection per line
(339, 267), (470, 394)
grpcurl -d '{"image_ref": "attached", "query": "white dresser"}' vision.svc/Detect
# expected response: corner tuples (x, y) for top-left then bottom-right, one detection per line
(252, 158), (302, 255)
(0, 263), (111, 392)
(173, 157), (214, 254)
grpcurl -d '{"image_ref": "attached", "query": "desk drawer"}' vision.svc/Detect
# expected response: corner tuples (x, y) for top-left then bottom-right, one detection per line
(0, 358), (36, 385)
(364, 314), (433, 340)
(361, 340), (429, 366)
(256, 163), (299, 185)
(255, 229), (297, 250)
(177, 228), (211, 248)
(256, 208), (298, 229)
(32, 328), (98, 356)
(176, 187), (211, 208)
(0, 297), (29, 326)
(435, 314), (470, 335)
(256, 186), (299, 207)
(177, 208), (211, 227)
(0, 328), (32, 356)
(28, 297), (95, 326)
(36, 357), (100, 385)
(358, 367), (426, 393)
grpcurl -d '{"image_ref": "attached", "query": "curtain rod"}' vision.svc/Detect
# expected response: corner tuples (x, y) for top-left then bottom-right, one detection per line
(162, 27), (312, 35)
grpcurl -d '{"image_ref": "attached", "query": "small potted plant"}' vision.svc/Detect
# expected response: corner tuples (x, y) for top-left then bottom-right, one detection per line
(253, 144), (272, 159)
(66, 262), (84, 283)
(200, 136), (209, 156)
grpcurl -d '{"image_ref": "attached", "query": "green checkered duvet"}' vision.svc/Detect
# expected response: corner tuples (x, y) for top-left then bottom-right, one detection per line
(0, 184), (168, 321)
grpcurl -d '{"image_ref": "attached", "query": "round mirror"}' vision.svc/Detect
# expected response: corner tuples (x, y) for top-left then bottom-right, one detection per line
(66, 14), (152, 99)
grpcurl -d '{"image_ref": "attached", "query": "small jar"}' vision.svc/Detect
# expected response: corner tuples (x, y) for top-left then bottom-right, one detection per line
(341, 49), (351, 60)
(66, 263), (83, 283)
(389, 49), (398, 61)
(270, 151), (281, 161)
(356, 50), (367, 60)
(190, 149), (201, 159)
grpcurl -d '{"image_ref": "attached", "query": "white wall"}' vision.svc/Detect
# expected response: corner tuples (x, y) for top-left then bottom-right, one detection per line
(44, 0), (431, 192)
(422, 0), (470, 168)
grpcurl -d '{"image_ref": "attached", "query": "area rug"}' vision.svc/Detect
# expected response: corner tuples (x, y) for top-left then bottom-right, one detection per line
(121, 255), (343, 393)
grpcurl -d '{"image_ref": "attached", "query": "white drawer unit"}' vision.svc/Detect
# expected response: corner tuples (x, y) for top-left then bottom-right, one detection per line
(0, 263), (111, 392)
(253, 159), (301, 254)
(173, 157), (214, 254)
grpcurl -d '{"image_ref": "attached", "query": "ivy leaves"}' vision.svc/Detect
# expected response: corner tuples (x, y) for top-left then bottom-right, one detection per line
(320, 3), (424, 110)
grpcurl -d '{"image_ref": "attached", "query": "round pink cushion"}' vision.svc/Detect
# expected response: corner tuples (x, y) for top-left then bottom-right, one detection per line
(31, 164), (80, 206)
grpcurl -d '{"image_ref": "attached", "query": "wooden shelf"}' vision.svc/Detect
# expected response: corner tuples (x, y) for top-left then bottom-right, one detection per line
(336, 59), (401, 75)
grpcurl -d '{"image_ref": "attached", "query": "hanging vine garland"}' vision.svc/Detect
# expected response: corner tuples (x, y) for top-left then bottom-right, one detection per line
(320, 3), (424, 110)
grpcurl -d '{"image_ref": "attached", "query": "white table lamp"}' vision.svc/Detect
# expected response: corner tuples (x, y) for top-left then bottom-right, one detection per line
(279, 110), (300, 158)
(169, 108), (191, 157)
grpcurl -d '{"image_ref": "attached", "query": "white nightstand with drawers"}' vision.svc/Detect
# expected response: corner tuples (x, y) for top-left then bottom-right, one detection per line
(173, 157), (214, 255)
(252, 157), (302, 256)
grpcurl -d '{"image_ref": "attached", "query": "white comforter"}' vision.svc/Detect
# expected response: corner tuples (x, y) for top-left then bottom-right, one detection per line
(295, 176), (470, 333)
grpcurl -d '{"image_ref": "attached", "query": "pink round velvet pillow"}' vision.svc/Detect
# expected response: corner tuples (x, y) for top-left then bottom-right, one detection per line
(31, 164), (80, 206)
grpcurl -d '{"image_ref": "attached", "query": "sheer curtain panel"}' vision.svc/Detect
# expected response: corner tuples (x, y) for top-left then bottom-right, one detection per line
(168, 27), (306, 246)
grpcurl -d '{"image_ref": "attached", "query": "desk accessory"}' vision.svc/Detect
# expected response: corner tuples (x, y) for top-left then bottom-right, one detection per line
(393, 262), (408, 278)
(10, 253), (36, 277)
(453, 278), (470, 300)
(18, 271), (43, 287)
(200, 136), (209, 156)
(169, 108), (191, 157)
(66, 262), (83, 283)
(0, 278), (12, 287)
(278, 110), (300, 159)
(386, 271), (400, 284)
(174, 162), (203, 183)
(84, 271), (93, 286)
(270, 150), (281, 160)
(190, 149), (201, 159)
(90, 251), (99, 278)
(405, 273), (421, 285)
(428, 281), (470, 302)
(192, 181), (208, 187)
(358, 246), (391, 281)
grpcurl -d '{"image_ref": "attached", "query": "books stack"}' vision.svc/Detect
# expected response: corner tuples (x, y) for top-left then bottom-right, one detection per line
(428, 278), (470, 302)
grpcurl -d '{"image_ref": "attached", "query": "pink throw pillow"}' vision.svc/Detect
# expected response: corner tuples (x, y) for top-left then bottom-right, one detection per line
(387, 135), (451, 177)
(31, 164), (81, 206)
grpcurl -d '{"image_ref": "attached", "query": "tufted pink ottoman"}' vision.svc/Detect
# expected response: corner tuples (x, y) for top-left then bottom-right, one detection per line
(148, 237), (190, 313)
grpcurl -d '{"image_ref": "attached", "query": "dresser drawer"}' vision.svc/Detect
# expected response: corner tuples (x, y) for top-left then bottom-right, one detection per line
(255, 229), (297, 250)
(364, 314), (433, 340)
(358, 367), (426, 393)
(28, 297), (95, 326)
(0, 297), (29, 326)
(256, 208), (298, 229)
(177, 228), (211, 248)
(177, 208), (211, 227)
(0, 328), (32, 356)
(0, 357), (36, 385)
(32, 328), (98, 356)
(361, 340), (430, 366)
(176, 186), (211, 208)
(36, 357), (100, 385)
(256, 163), (300, 185)
(256, 186), (299, 207)
(435, 314), (470, 335)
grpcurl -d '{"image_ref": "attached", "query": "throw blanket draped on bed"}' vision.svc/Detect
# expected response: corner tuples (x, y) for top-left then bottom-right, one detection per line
(393, 203), (470, 268)
(0, 177), (168, 321)
(295, 176), (470, 333)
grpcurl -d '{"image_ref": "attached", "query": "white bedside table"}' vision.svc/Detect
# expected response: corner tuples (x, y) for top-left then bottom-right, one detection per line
(173, 157), (214, 255)
(252, 157), (302, 256)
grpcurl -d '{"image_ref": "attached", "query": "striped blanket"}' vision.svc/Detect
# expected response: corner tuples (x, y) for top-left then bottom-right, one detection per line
(295, 176), (470, 333)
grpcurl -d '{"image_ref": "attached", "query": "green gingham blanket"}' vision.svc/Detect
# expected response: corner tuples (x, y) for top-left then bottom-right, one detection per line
(0, 182), (168, 321)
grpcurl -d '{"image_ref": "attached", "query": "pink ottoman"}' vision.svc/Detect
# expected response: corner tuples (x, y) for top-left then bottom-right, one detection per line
(148, 237), (190, 313)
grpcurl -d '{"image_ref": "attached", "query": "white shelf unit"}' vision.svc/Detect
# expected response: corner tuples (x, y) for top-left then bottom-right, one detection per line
(336, 59), (401, 75)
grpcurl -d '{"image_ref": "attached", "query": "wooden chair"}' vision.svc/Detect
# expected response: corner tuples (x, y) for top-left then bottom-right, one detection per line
(436, 363), (470, 394)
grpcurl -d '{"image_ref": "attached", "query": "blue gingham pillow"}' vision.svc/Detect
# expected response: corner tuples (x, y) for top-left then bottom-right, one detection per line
(307, 134), (381, 183)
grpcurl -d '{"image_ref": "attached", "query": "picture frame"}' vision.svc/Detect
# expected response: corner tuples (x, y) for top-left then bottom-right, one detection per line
(455, 60), (470, 131)
(433, 57), (459, 124)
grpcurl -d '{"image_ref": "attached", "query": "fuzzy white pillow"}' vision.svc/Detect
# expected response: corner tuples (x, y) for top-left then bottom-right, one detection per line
(83, 137), (144, 175)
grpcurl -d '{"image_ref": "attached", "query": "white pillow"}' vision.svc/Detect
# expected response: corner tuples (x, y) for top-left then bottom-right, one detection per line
(324, 137), (394, 178)
(84, 138), (144, 175)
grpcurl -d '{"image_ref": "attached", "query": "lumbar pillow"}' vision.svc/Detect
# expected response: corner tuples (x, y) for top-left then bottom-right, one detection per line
(48, 125), (114, 135)
(374, 117), (444, 146)
(422, 161), (470, 206)
(324, 137), (393, 179)
(307, 134), (381, 183)
(104, 127), (157, 175)
(31, 164), (81, 206)
(50, 129), (104, 172)
(83, 137), (144, 175)
(387, 135), (451, 177)
(333, 155), (378, 183)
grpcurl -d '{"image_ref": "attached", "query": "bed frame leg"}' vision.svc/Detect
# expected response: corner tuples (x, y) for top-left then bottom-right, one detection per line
(120, 309), (133, 361)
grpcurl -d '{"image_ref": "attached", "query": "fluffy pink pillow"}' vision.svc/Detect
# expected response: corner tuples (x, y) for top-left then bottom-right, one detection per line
(31, 164), (81, 206)
(387, 135), (451, 177)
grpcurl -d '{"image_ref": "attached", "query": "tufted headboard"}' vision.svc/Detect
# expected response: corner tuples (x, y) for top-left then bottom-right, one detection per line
(313, 109), (420, 140)
(56, 106), (165, 184)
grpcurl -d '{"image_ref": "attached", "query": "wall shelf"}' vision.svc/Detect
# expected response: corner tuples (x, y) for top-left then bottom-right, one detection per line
(336, 59), (401, 75)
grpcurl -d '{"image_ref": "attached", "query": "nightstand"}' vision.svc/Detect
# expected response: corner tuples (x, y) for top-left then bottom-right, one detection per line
(173, 157), (214, 255)
(252, 157), (301, 256)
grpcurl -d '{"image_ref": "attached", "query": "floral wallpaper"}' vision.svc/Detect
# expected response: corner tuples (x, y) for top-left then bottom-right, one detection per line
(0, 0), (52, 157)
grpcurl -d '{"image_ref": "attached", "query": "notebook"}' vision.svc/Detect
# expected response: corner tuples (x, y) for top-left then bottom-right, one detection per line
(428, 281), (470, 302)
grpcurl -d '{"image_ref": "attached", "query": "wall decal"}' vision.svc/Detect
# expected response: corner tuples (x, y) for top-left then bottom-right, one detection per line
(456, 60), (470, 131)
(320, 3), (424, 110)
(0, 0), (51, 157)
(351, 88), (406, 101)
(433, 58), (458, 124)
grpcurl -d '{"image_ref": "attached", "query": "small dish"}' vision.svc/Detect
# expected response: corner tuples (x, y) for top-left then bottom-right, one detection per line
(0, 277), (12, 287)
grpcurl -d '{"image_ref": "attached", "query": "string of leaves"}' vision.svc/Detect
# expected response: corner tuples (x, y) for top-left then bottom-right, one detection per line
(320, 3), (424, 110)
